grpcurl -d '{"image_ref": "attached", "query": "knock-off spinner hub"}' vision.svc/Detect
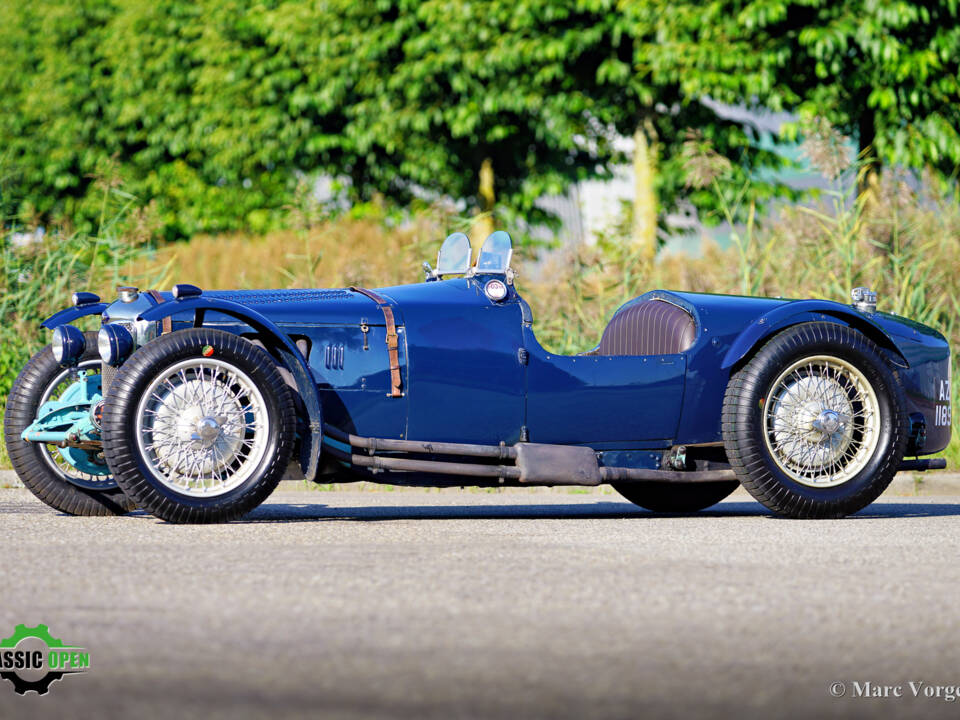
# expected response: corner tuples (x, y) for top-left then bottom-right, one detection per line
(194, 416), (222, 447)
(812, 409), (843, 436)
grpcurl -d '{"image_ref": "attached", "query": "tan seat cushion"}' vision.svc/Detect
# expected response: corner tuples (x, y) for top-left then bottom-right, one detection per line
(597, 299), (696, 356)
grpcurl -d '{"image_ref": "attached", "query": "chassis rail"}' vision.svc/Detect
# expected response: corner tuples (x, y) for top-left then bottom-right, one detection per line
(323, 426), (947, 486)
(324, 425), (736, 485)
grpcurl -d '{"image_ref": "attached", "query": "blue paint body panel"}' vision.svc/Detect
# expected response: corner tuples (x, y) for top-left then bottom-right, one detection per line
(871, 311), (953, 453)
(522, 325), (685, 446)
(385, 280), (525, 444)
(40, 303), (109, 329)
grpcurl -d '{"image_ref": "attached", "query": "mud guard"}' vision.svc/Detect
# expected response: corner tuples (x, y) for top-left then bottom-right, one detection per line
(40, 303), (109, 330)
(137, 296), (323, 482)
(721, 300), (909, 370)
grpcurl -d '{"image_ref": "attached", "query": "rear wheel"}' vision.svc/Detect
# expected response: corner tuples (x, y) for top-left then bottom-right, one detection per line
(3, 334), (135, 516)
(722, 322), (907, 518)
(102, 328), (297, 523)
(613, 481), (740, 513)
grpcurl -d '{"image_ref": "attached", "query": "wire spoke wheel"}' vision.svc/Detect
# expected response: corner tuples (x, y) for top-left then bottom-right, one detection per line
(136, 358), (271, 497)
(104, 329), (296, 523)
(723, 322), (906, 519)
(763, 355), (881, 488)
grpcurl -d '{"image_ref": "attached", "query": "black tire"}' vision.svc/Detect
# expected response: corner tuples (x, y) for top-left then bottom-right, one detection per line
(102, 328), (297, 523)
(722, 322), (907, 519)
(3, 333), (136, 516)
(613, 481), (740, 513)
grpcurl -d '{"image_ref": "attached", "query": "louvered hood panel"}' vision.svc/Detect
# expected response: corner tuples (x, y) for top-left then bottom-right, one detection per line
(202, 289), (392, 326)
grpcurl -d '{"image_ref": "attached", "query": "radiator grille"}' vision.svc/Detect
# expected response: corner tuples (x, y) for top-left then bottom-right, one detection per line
(101, 363), (117, 394)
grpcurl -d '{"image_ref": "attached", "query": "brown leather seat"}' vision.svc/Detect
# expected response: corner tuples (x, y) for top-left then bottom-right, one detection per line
(597, 299), (697, 356)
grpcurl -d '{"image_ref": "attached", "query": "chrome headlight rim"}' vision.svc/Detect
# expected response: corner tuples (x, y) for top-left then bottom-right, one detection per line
(98, 318), (158, 366)
(98, 324), (134, 366)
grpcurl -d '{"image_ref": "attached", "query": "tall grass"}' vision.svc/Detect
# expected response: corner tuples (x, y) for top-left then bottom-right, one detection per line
(136, 213), (448, 292)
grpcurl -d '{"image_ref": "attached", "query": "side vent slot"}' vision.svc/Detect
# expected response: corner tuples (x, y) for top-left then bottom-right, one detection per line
(324, 343), (345, 371)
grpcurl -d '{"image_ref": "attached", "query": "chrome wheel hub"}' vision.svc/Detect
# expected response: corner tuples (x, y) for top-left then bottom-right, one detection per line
(136, 359), (270, 497)
(194, 416), (223, 447)
(763, 356), (881, 488)
(812, 409), (843, 435)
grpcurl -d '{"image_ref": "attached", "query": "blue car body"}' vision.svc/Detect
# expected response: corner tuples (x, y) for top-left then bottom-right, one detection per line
(47, 268), (951, 485)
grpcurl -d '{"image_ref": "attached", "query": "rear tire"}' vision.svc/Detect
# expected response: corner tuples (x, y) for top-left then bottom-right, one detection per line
(613, 481), (740, 513)
(3, 334), (135, 516)
(722, 322), (907, 518)
(102, 328), (297, 523)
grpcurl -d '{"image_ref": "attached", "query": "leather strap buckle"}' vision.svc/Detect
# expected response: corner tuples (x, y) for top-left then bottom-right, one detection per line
(349, 286), (403, 397)
(144, 290), (172, 335)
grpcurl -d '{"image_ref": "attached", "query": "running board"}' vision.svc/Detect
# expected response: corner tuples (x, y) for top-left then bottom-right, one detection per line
(323, 426), (736, 485)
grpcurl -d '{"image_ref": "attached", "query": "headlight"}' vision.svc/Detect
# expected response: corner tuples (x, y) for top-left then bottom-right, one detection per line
(51, 325), (85, 366)
(98, 324), (134, 366)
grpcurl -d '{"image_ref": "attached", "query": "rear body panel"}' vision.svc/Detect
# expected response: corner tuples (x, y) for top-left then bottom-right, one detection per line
(872, 312), (952, 454)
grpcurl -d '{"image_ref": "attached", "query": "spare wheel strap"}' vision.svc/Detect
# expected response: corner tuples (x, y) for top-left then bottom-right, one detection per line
(144, 290), (173, 335)
(349, 286), (403, 397)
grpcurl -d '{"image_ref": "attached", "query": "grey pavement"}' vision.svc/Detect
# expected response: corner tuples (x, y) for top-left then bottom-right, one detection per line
(1, 487), (960, 719)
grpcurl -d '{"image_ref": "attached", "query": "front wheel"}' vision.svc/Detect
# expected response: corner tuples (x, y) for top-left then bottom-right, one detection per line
(722, 322), (907, 518)
(3, 334), (136, 516)
(102, 328), (297, 523)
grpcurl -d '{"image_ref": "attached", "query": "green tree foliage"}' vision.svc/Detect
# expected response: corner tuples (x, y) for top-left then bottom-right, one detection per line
(635, 0), (960, 177)
(0, 1), (116, 225)
(345, 0), (787, 229)
(0, 0), (790, 237)
(1, 0), (343, 237)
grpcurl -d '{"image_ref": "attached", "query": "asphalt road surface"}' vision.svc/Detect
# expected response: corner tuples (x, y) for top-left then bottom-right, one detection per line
(2, 487), (960, 720)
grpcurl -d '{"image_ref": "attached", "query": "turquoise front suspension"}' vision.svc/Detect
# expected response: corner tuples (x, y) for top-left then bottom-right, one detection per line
(21, 369), (109, 476)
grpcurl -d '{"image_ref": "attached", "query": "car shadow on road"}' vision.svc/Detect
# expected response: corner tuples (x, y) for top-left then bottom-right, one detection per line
(228, 499), (960, 523)
(237, 500), (752, 522)
(847, 501), (960, 519)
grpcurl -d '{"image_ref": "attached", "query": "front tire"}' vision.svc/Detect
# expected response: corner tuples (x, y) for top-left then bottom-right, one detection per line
(102, 328), (297, 523)
(722, 322), (907, 518)
(3, 334), (136, 516)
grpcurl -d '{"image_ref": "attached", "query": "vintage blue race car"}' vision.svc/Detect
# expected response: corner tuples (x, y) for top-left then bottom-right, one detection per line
(3, 231), (951, 522)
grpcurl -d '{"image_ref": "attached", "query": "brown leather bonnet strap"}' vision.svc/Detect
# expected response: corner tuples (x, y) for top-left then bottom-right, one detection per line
(144, 290), (173, 335)
(349, 286), (403, 398)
